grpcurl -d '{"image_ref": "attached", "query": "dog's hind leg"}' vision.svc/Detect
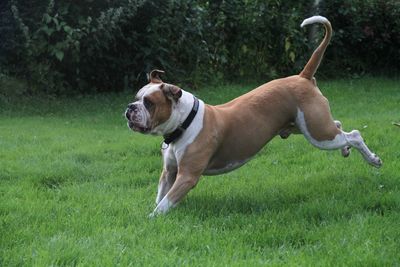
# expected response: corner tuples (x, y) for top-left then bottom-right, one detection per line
(296, 108), (382, 167)
(334, 120), (351, 157)
(343, 130), (381, 167)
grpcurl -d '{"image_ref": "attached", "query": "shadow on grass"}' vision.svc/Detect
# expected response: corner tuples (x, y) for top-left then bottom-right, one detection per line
(178, 174), (398, 223)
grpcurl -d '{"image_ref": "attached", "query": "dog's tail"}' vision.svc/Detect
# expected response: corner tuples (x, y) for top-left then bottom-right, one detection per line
(299, 16), (332, 80)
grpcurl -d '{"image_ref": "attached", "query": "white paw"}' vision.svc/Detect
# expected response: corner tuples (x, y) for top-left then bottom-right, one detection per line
(341, 146), (351, 157)
(148, 211), (157, 218)
(368, 154), (382, 168)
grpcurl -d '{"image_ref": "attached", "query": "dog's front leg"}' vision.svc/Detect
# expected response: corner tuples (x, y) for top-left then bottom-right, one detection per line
(149, 172), (200, 217)
(156, 147), (178, 204)
(155, 168), (177, 205)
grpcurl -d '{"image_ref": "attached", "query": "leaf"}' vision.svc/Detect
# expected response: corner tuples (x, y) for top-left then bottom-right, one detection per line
(53, 17), (59, 29)
(41, 25), (54, 36)
(241, 44), (248, 53)
(43, 13), (52, 24)
(63, 25), (72, 34)
(289, 52), (295, 62)
(55, 50), (64, 61)
(285, 37), (291, 52)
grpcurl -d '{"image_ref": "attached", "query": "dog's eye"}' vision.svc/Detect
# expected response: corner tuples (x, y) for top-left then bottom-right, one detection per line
(143, 98), (154, 110)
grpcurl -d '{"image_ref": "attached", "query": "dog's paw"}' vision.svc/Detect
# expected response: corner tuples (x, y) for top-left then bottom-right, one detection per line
(341, 146), (351, 157)
(368, 154), (382, 168)
(148, 211), (157, 219)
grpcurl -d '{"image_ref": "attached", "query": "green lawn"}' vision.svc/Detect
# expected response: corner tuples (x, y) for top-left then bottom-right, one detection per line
(1, 78), (399, 266)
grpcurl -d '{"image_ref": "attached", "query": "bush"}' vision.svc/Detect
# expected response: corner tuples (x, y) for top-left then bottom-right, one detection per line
(1, 0), (148, 94)
(0, 0), (399, 95)
(320, 0), (400, 76)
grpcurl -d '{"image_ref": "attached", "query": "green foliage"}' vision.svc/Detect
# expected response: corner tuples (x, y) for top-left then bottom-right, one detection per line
(0, 73), (29, 97)
(2, 0), (148, 94)
(318, 0), (400, 76)
(0, 0), (399, 94)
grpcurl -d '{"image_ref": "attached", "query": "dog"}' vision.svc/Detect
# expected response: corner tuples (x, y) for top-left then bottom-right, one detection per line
(125, 16), (382, 217)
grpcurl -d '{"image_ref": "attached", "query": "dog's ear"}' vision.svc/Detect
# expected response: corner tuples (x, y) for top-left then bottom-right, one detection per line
(161, 83), (182, 100)
(148, 69), (165, 83)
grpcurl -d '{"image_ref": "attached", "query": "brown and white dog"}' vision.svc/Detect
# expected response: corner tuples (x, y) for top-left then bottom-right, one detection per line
(125, 16), (382, 217)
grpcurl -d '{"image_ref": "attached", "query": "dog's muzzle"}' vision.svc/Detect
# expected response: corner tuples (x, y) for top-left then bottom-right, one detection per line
(125, 103), (150, 133)
(125, 103), (138, 120)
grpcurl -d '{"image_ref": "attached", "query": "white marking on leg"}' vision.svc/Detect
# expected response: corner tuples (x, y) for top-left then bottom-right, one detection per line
(344, 130), (382, 167)
(296, 109), (381, 167)
(149, 196), (174, 217)
(155, 147), (177, 204)
(156, 179), (168, 204)
(296, 109), (347, 150)
(334, 120), (351, 157)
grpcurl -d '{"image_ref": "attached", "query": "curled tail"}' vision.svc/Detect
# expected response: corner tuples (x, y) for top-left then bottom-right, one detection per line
(299, 16), (332, 80)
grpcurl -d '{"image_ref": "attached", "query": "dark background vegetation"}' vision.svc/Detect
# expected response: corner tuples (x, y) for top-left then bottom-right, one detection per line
(0, 0), (399, 95)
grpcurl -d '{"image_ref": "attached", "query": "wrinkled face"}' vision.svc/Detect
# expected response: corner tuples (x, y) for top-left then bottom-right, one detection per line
(125, 83), (181, 135)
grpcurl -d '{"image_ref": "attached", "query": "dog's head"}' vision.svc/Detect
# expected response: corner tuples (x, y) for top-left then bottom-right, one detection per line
(125, 70), (183, 135)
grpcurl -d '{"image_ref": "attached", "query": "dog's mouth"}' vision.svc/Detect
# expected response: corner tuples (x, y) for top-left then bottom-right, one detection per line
(125, 108), (151, 134)
(128, 121), (150, 134)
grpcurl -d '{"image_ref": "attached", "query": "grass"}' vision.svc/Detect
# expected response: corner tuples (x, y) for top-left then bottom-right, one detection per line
(1, 77), (400, 266)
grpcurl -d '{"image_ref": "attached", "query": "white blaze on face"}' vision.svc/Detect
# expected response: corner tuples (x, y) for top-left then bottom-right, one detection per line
(136, 83), (162, 100)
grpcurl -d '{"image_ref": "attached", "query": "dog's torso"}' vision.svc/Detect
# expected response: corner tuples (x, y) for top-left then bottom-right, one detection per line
(168, 75), (335, 176)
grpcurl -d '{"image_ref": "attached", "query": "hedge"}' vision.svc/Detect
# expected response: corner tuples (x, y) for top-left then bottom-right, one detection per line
(0, 0), (399, 94)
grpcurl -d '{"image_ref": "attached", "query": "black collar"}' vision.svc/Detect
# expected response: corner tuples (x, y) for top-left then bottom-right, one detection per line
(163, 96), (200, 145)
